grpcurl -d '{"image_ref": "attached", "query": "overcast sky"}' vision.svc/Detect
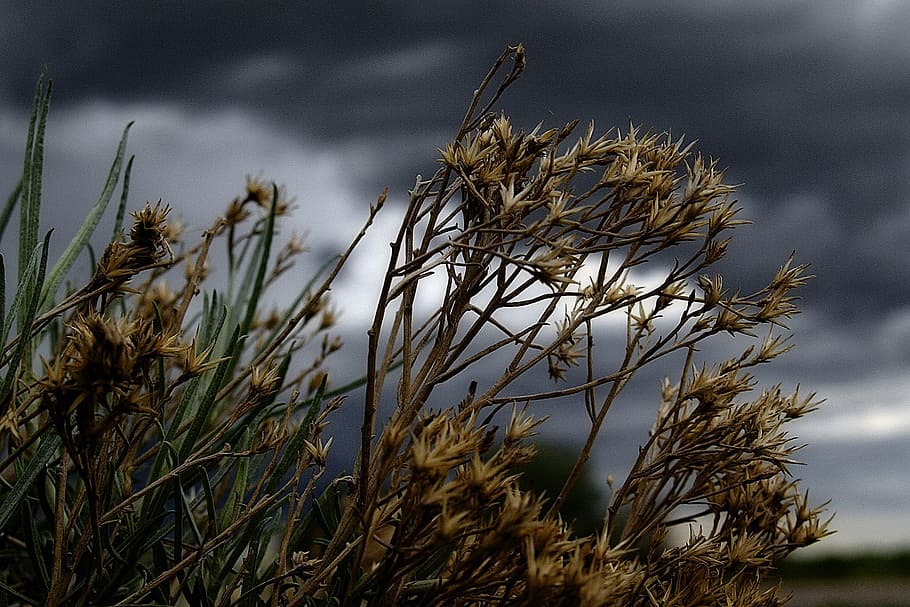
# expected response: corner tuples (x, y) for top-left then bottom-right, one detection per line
(2, 1), (908, 554)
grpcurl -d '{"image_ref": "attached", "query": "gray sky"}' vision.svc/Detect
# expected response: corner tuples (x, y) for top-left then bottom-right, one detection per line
(2, 1), (909, 554)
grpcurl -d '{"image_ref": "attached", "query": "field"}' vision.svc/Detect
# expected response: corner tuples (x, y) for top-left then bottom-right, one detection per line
(784, 579), (910, 607)
(780, 551), (910, 607)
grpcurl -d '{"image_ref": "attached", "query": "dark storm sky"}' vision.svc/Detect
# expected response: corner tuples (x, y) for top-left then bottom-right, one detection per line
(2, 1), (908, 552)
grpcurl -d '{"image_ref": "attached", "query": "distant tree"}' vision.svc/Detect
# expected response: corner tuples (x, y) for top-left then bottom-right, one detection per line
(514, 442), (605, 537)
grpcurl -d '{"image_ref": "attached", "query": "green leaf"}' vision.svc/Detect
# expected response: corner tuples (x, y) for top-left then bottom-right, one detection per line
(289, 474), (355, 555)
(0, 177), (22, 244)
(176, 325), (243, 463)
(264, 378), (328, 498)
(238, 523), (266, 607)
(0, 258), (6, 350)
(0, 434), (60, 532)
(214, 191), (278, 389)
(173, 474), (184, 565)
(211, 350), (294, 539)
(16, 76), (42, 278)
(18, 75), (52, 298)
(240, 184), (278, 337)
(180, 476), (205, 547)
(215, 348), (293, 449)
(138, 322), (242, 528)
(111, 155), (135, 242)
(0, 239), (44, 347)
(143, 304), (226, 499)
(152, 541), (169, 586)
(188, 576), (216, 607)
(40, 121), (133, 312)
(0, 578), (37, 606)
(200, 292), (226, 347)
(22, 498), (51, 589)
(216, 428), (250, 534)
(214, 387), (328, 584)
(198, 466), (217, 540)
(0, 230), (52, 415)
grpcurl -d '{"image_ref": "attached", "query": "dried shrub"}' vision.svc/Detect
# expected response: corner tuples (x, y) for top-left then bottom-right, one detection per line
(0, 47), (830, 607)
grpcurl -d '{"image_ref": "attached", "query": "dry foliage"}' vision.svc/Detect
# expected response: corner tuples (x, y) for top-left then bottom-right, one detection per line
(0, 46), (830, 606)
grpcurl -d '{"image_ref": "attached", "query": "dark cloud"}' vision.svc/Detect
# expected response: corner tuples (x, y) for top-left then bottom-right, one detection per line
(6, 3), (909, 218)
(3, 0), (909, 551)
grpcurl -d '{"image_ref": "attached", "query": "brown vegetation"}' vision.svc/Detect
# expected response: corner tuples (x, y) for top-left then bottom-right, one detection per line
(0, 45), (830, 606)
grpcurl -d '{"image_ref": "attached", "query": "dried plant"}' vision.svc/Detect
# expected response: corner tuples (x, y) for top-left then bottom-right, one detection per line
(0, 47), (830, 607)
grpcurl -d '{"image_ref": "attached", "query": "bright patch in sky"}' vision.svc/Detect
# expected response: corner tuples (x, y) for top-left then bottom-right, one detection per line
(791, 370), (910, 442)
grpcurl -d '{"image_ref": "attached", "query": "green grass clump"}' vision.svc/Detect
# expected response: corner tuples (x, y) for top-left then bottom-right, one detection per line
(1, 47), (830, 606)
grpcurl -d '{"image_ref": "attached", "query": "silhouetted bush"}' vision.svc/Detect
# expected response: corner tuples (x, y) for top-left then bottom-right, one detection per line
(0, 47), (831, 606)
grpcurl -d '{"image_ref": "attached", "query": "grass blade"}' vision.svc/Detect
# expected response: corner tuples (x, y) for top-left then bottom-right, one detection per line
(173, 475), (185, 565)
(0, 178), (22, 244)
(240, 185), (278, 337)
(216, 430), (250, 534)
(213, 386), (327, 585)
(238, 523), (266, 607)
(215, 348), (293, 449)
(143, 302), (226, 493)
(40, 122), (133, 312)
(0, 434), (60, 532)
(22, 501), (51, 590)
(18, 75), (51, 295)
(177, 325), (243, 463)
(0, 230), (52, 415)
(198, 467), (217, 540)
(0, 247), (39, 347)
(264, 379), (328, 498)
(0, 258), (5, 350)
(111, 155), (135, 242)
(0, 578), (37, 606)
(16, 75), (42, 282)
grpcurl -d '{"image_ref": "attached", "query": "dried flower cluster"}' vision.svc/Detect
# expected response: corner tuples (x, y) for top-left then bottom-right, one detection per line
(0, 160), (350, 605)
(1, 46), (829, 607)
